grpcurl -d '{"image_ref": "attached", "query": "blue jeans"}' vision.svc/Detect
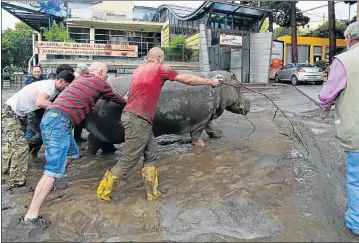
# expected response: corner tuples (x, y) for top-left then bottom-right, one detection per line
(40, 111), (79, 179)
(345, 152), (359, 234)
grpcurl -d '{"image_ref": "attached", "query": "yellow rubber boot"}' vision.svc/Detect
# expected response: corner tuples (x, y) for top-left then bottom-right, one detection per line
(96, 170), (119, 201)
(141, 166), (161, 200)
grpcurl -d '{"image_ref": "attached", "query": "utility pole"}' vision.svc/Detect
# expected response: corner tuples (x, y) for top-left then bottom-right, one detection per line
(349, 3), (351, 22)
(357, 0), (359, 20)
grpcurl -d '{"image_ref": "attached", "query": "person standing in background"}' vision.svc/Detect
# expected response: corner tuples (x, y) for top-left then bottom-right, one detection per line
(318, 21), (359, 239)
(24, 66), (48, 142)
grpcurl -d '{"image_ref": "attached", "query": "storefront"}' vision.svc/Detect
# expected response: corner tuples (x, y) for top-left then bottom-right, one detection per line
(277, 36), (346, 65)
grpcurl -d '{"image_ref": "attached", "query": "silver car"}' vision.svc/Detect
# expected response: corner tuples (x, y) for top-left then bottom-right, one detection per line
(275, 63), (324, 86)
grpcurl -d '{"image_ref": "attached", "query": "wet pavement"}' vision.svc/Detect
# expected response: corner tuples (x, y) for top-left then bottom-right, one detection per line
(1, 84), (357, 242)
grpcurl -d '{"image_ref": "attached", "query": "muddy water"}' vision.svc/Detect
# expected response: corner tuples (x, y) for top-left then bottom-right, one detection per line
(1, 86), (356, 242)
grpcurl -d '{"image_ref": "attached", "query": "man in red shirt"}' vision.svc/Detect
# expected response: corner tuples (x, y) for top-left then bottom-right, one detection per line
(97, 47), (220, 201)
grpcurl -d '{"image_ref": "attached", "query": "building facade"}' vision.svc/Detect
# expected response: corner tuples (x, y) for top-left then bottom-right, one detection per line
(3, 0), (274, 83)
(277, 36), (346, 65)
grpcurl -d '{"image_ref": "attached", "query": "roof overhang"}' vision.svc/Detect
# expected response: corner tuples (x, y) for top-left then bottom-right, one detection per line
(154, 1), (272, 22)
(1, 1), (64, 31)
(65, 18), (164, 32)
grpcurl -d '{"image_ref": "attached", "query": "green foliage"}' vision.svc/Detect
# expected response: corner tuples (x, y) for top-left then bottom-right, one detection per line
(314, 60), (327, 69)
(169, 35), (187, 49)
(165, 35), (187, 60)
(1, 22), (33, 72)
(259, 19), (269, 32)
(311, 20), (349, 39)
(41, 21), (74, 42)
(252, 1), (310, 28)
(273, 26), (308, 39)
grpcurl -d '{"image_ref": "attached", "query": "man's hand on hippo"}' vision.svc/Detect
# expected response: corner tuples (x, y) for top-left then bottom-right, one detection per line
(209, 78), (221, 87)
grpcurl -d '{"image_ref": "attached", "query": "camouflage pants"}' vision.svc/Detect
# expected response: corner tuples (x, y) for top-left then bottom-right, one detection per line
(1, 105), (30, 187)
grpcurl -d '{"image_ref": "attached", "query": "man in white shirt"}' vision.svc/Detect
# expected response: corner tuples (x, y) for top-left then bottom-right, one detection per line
(2, 70), (75, 188)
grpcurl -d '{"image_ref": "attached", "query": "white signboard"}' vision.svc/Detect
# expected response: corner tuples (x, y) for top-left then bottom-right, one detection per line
(269, 40), (284, 79)
(220, 32), (242, 48)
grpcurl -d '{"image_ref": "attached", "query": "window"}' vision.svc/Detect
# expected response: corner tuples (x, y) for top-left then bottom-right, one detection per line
(296, 63), (314, 68)
(95, 29), (109, 44)
(314, 46), (322, 55)
(68, 27), (90, 43)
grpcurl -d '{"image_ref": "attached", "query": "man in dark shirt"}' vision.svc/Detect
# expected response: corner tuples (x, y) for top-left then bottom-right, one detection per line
(24, 65), (47, 85)
(22, 62), (126, 226)
(96, 47), (220, 201)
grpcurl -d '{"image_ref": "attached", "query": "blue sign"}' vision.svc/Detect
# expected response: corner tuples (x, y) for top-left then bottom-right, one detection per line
(3, 1), (68, 17)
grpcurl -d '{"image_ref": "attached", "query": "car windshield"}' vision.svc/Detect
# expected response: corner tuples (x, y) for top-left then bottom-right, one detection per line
(296, 63), (315, 68)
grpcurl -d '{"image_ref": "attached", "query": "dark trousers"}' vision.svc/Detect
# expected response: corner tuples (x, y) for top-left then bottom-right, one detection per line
(74, 120), (85, 143)
(111, 111), (158, 178)
(26, 109), (44, 154)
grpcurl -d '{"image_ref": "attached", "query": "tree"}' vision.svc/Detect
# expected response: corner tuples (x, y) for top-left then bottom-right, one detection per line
(1, 22), (33, 72)
(328, 1), (336, 65)
(41, 21), (73, 42)
(273, 26), (309, 39)
(291, 1), (298, 63)
(245, 1), (310, 34)
(310, 20), (349, 39)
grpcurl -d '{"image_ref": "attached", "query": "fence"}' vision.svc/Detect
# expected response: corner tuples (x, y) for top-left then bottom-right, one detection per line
(2, 74), (27, 90)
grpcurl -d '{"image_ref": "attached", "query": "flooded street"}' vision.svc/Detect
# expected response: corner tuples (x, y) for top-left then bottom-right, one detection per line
(1, 85), (356, 242)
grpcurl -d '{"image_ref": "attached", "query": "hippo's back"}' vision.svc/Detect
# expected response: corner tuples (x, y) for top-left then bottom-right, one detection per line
(85, 71), (222, 144)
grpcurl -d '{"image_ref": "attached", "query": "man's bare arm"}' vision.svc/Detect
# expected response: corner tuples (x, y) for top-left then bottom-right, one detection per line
(174, 74), (220, 86)
(35, 92), (52, 109)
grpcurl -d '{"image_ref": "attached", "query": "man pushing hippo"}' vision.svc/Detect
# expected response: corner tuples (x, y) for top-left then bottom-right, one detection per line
(96, 47), (220, 201)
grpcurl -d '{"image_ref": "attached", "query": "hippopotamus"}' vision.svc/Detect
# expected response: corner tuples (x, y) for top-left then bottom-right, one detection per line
(84, 70), (250, 154)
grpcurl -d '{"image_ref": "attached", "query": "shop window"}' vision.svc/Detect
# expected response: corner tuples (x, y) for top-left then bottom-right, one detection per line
(313, 46), (322, 62)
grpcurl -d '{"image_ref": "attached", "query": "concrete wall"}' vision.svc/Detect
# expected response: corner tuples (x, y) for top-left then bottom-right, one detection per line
(199, 24), (210, 72)
(249, 32), (272, 83)
(90, 1), (135, 19)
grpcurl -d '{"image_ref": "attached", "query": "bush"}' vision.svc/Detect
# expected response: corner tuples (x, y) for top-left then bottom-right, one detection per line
(314, 60), (327, 70)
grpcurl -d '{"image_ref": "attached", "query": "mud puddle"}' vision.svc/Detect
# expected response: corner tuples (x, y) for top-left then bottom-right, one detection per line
(2, 86), (356, 242)
(1, 111), (352, 242)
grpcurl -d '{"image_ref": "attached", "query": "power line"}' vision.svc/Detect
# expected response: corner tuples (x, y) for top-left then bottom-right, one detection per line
(300, 1), (340, 13)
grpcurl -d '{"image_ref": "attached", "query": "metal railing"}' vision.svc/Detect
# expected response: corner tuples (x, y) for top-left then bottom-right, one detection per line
(1, 74), (28, 90)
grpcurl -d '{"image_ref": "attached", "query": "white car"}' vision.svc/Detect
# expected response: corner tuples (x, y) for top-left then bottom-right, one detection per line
(275, 63), (324, 86)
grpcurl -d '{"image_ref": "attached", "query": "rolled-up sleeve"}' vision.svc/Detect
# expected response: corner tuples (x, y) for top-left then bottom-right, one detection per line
(317, 59), (347, 109)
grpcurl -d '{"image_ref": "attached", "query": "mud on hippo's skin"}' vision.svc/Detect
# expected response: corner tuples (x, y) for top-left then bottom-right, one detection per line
(84, 70), (249, 154)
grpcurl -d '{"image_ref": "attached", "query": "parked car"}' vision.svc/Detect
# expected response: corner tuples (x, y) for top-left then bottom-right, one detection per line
(274, 63), (324, 86)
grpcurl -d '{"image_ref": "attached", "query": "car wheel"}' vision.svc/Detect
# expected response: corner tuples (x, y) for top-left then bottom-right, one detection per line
(315, 81), (323, 85)
(275, 74), (280, 83)
(291, 75), (299, 86)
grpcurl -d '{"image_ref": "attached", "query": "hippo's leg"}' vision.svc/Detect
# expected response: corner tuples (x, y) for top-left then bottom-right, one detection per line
(87, 133), (103, 155)
(190, 126), (205, 147)
(204, 120), (222, 138)
(101, 143), (117, 154)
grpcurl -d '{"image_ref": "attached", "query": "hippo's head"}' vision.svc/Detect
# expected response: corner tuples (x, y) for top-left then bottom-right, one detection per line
(224, 73), (250, 115)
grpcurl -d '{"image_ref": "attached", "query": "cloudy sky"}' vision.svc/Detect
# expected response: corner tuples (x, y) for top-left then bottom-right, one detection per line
(1, 1), (358, 30)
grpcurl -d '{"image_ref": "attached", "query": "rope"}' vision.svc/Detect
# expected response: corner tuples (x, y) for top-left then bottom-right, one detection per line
(219, 81), (310, 155)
